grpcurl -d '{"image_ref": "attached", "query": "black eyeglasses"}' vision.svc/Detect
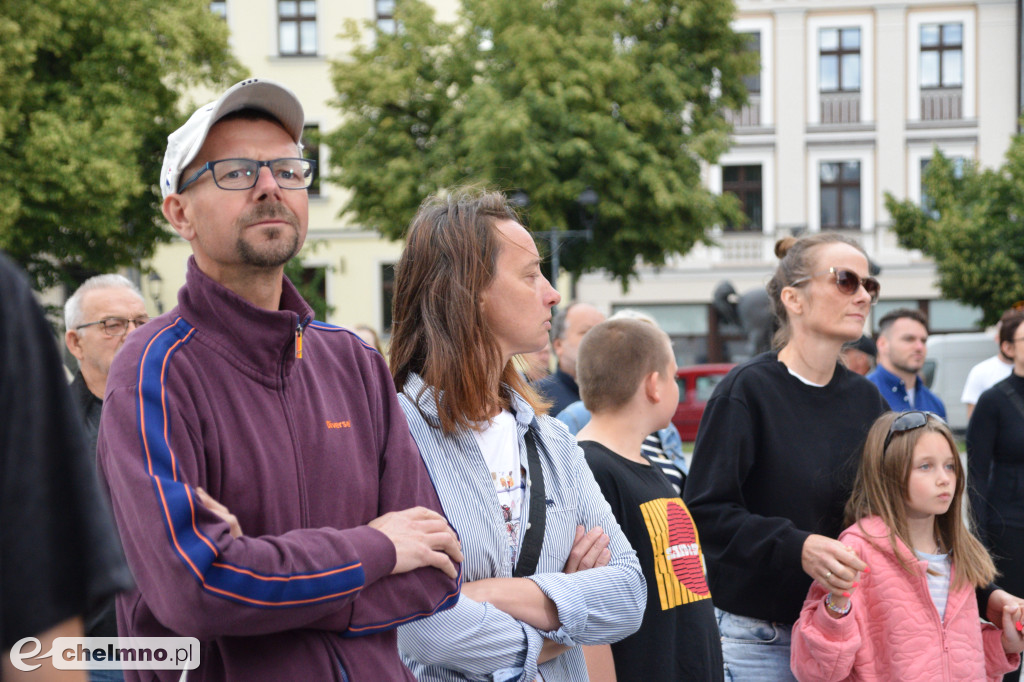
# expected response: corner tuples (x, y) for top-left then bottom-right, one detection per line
(75, 316), (149, 338)
(790, 267), (880, 305)
(177, 158), (316, 194)
(883, 410), (944, 453)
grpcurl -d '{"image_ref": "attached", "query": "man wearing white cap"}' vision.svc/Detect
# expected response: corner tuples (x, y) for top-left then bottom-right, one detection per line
(98, 79), (462, 682)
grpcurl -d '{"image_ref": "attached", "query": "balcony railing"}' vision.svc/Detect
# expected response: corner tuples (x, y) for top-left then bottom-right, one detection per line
(820, 91), (860, 125)
(920, 87), (962, 121)
(724, 94), (761, 129)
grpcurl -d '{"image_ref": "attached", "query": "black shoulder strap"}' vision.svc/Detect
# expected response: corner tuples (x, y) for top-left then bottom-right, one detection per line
(998, 380), (1024, 421)
(513, 430), (547, 577)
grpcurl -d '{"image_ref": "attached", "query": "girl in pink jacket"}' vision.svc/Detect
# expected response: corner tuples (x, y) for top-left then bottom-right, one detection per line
(791, 410), (1023, 681)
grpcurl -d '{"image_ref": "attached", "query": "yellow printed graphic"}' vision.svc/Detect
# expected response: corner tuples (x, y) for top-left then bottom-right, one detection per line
(639, 497), (712, 611)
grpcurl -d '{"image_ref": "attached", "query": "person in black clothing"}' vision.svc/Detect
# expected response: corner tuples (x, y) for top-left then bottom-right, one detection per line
(62, 274), (147, 682)
(1, 253), (132, 680)
(531, 302), (604, 415)
(686, 233), (1024, 680)
(684, 233), (888, 680)
(577, 318), (722, 682)
(968, 310), (1024, 682)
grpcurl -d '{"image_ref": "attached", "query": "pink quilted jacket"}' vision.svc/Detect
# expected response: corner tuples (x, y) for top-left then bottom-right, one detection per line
(791, 516), (1019, 681)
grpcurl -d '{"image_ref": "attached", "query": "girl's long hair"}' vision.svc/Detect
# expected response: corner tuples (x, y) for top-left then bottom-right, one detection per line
(844, 412), (996, 589)
(389, 187), (548, 434)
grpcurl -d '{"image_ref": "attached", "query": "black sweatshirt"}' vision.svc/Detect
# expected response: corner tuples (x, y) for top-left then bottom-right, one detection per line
(683, 352), (888, 625)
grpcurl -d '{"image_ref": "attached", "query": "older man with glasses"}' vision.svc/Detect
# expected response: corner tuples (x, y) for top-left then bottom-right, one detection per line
(97, 79), (461, 682)
(64, 274), (149, 458)
(62, 274), (147, 681)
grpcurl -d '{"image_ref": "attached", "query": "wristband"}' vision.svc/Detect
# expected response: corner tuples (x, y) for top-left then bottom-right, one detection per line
(825, 593), (851, 616)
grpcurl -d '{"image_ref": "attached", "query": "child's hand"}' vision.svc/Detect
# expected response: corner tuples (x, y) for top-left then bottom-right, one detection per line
(999, 602), (1024, 654)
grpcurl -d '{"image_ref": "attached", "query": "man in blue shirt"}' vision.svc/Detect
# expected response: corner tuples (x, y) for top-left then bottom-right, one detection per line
(867, 308), (947, 418)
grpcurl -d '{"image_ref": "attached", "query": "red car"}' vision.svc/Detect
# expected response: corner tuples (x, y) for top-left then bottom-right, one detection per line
(672, 363), (735, 442)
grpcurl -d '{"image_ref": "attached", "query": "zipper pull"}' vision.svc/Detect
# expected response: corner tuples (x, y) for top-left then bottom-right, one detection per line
(295, 323), (303, 359)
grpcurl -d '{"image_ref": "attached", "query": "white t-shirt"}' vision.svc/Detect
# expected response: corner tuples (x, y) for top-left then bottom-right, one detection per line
(961, 354), (1013, 405)
(472, 410), (526, 567)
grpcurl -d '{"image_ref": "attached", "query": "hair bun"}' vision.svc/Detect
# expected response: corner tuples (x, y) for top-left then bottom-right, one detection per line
(774, 236), (798, 259)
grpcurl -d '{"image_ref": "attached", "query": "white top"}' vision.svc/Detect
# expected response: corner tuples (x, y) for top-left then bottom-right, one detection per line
(472, 410), (525, 567)
(916, 549), (952, 621)
(961, 355), (1013, 405)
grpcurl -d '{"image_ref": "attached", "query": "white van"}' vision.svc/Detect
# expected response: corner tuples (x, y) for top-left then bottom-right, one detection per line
(922, 331), (997, 433)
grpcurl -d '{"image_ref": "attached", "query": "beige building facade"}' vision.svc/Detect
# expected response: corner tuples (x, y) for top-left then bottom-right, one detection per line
(576, 0), (1020, 364)
(145, 1), (1020, 364)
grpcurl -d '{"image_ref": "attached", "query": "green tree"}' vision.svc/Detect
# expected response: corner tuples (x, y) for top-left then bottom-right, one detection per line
(0, 0), (243, 291)
(326, 0), (753, 285)
(884, 140), (1024, 326)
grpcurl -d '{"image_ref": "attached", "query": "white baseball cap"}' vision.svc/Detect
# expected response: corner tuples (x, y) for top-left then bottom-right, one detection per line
(160, 78), (305, 198)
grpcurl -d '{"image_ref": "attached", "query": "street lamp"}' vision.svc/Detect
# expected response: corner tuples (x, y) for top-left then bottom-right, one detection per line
(512, 187), (598, 293)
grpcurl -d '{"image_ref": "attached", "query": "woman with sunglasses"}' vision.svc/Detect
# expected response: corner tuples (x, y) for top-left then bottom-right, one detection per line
(684, 233), (890, 680)
(792, 411), (1022, 680)
(968, 310), (1024, 681)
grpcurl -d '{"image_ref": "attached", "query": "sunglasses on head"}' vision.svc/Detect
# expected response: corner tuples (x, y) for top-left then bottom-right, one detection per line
(883, 410), (945, 453)
(790, 267), (880, 305)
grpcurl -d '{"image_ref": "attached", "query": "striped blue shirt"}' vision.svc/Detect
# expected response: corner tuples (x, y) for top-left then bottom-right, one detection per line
(397, 374), (646, 681)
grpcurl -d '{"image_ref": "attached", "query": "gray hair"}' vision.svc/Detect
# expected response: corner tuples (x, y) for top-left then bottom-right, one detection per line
(64, 274), (144, 331)
(550, 301), (599, 343)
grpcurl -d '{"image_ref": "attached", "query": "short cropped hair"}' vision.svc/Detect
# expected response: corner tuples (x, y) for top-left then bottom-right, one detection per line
(577, 318), (673, 413)
(877, 307), (928, 335)
(64, 274), (144, 331)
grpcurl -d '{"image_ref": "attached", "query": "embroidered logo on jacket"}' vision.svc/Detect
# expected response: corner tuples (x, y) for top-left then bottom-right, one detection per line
(326, 420), (351, 429)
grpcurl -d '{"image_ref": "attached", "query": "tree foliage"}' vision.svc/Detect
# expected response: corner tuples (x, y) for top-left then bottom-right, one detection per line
(0, 0), (243, 291)
(326, 0), (753, 284)
(885, 138), (1024, 326)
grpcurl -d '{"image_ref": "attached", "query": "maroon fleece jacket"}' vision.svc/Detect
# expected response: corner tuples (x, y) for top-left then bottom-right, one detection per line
(98, 257), (460, 681)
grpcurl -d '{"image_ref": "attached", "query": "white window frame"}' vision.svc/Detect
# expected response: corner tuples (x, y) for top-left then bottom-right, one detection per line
(276, 0), (320, 57)
(807, 14), (874, 125)
(732, 17), (774, 128)
(908, 10), (975, 120)
(710, 148), (776, 236)
(807, 147), (875, 232)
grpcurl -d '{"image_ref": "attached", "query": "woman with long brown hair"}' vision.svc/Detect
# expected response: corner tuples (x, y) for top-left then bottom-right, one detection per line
(390, 188), (645, 682)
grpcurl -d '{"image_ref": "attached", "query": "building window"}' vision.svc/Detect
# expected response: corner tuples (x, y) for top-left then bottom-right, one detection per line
(302, 124), (321, 197)
(278, 1), (317, 56)
(210, 1), (226, 17)
(920, 156), (965, 215)
(381, 263), (395, 333)
(740, 32), (760, 95)
(920, 23), (962, 89)
(376, 0), (396, 35)
(722, 165), (762, 232)
(819, 28), (860, 93)
(820, 161), (860, 230)
(297, 266), (328, 320)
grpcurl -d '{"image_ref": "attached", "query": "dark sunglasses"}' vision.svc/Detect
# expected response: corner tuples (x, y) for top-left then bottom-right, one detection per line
(883, 410), (944, 453)
(790, 267), (880, 304)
